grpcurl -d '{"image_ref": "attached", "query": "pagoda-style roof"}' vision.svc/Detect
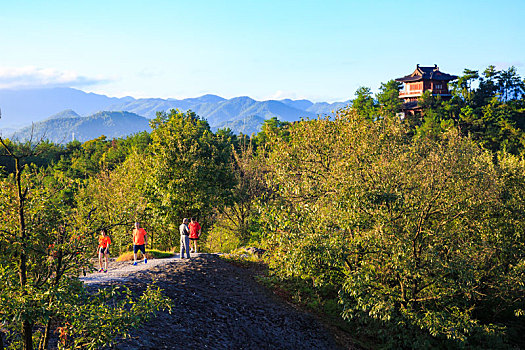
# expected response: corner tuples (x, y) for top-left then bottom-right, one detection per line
(396, 64), (458, 83)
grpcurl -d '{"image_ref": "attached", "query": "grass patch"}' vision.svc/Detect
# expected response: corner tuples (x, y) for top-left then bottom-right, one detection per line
(116, 249), (174, 262)
(220, 254), (263, 269)
(220, 247), (267, 270)
(147, 249), (174, 259)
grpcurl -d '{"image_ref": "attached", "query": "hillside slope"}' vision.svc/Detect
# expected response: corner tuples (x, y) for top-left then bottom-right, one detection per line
(10, 111), (150, 143)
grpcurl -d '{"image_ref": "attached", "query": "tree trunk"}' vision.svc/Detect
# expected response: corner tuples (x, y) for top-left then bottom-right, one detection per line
(16, 157), (27, 287)
(39, 320), (51, 350)
(41, 250), (63, 350)
(22, 321), (33, 350)
(15, 159), (33, 350)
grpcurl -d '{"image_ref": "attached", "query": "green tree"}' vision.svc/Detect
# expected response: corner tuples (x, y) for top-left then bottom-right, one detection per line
(498, 66), (525, 102)
(145, 109), (235, 249)
(473, 65), (500, 106)
(352, 86), (377, 119)
(253, 117), (291, 148)
(415, 91), (454, 140)
(452, 68), (480, 104)
(0, 138), (92, 349)
(377, 79), (403, 116)
(206, 136), (269, 251)
(76, 149), (150, 254)
(0, 140), (67, 176)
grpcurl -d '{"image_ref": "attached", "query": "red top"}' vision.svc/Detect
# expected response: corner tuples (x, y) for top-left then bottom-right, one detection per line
(99, 236), (111, 248)
(189, 222), (201, 239)
(133, 228), (147, 245)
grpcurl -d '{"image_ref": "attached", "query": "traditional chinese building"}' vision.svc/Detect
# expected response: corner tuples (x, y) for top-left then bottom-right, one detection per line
(396, 64), (457, 113)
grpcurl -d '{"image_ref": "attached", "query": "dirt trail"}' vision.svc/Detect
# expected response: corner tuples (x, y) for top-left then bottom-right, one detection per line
(83, 254), (348, 349)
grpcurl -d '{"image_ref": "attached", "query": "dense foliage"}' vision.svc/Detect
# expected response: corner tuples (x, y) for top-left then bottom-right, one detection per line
(0, 134), (167, 350)
(256, 66), (525, 348)
(260, 111), (524, 347)
(1, 65), (524, 348)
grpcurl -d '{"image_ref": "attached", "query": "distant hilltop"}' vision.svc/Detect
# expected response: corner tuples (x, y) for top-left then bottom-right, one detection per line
(9, 110), (151, 144)
(0, 87), (350, 137)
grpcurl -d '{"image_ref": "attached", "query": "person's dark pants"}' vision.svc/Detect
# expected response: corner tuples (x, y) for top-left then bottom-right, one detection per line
(133, 244), (145, 255)
(180, 235), (190, 258)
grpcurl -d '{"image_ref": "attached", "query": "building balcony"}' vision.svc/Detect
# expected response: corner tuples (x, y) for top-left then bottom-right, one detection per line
(399, 90), (423, 98)
(399, 89), (452, 99)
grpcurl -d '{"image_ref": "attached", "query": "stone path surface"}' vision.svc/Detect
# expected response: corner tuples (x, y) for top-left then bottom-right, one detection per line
(80, 253), (186, 284)
(83, 254), (348, 349)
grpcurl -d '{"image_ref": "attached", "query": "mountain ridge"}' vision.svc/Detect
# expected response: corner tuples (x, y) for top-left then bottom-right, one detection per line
(10, 111), (151, 144)
(0, 87), (350, 136)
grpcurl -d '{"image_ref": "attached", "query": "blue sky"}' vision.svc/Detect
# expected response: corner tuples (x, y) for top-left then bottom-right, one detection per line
(0, 0), (523, 102)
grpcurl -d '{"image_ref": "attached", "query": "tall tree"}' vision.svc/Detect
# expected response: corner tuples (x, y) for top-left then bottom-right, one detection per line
(352, 86), (377, 119)
(498, 66), (525, 102)
(377, 79), (403, 116)
(207, 136), (269, 249)
(145, 109), (235, 249)
(453, 68), (480, 104)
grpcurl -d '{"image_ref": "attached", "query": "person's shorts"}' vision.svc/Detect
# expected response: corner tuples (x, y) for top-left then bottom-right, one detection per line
(189, 237), (199, 241)
(99, 247), (109, 255)
(133, 244), (146, 254)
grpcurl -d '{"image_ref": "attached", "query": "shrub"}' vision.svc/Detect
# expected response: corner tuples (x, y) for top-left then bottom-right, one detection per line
(204, 225), (242, 253)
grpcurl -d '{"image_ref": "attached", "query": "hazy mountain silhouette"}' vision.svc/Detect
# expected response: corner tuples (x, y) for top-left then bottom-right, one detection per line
(10, 111), (150, 144)
(0, 87), (350, 136)
(214, 115), (267, 135)
(45, 109), (81, 120)
(0, 87), (132, 128)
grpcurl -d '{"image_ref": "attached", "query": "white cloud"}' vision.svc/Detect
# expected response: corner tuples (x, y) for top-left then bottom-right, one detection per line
(262, 90), (346, 103)
(264, 90), (303, 101)
(493, 61), (524, 71)
(0, 66), (108, 89)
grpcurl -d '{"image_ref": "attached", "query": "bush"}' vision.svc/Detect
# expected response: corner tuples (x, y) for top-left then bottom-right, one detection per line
(204, 225), (242, 253)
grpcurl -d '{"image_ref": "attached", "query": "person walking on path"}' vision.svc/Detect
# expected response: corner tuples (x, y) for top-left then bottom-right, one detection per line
(132, 222), (148, 265)
(189, 217), (201, 253)
(98, 228), (111, 272)
(179, 218), (191, 259)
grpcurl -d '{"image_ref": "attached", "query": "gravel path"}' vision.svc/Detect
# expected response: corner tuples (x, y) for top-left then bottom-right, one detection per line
(82, 254), (349, 349)
(80, 253), (192, 284)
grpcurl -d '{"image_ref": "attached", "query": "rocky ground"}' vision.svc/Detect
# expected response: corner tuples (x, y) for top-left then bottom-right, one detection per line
(85, 254), (355, 349)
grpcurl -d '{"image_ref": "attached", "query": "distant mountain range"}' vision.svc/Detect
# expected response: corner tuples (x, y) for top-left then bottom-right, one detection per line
(9, 110), (151, 144)
(0, 87), (350, 142)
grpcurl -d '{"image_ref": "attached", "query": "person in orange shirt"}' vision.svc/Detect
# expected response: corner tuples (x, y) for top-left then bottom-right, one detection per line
(132, 222), (148, 266)
(98, 228), (111, 273)
(189, 217), (202, 253)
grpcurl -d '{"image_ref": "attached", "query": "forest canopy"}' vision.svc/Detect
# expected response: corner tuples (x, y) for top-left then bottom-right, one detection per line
(0, 65), (524, 349)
